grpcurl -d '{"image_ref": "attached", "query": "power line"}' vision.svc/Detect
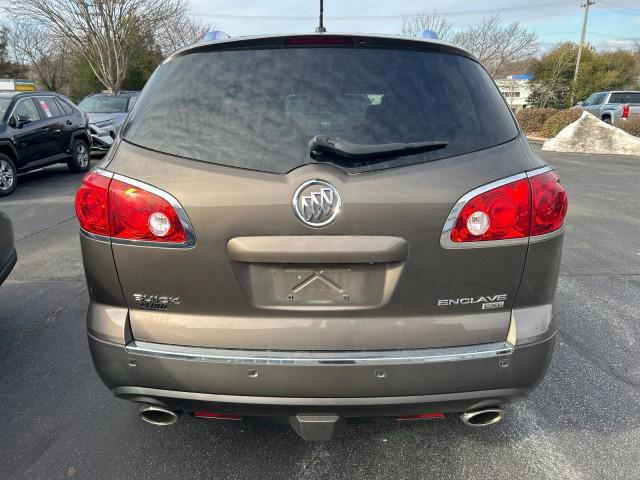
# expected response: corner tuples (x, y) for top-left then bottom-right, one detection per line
(192, 2), (578, 22)
(598, 1), (640, 14)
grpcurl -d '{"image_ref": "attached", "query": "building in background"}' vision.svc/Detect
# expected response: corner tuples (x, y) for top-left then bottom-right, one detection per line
(495, 74), (532, 113)
(0, 79), (36, 91)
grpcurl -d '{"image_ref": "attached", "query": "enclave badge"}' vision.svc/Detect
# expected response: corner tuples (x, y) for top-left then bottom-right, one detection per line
(293, 179), (341, 228)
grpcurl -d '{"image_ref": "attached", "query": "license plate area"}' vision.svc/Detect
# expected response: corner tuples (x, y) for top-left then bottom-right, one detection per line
(233, 263), (404, 310)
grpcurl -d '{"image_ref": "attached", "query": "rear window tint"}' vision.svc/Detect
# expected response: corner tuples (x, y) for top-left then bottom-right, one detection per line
(608, 92), (640, 104)
(56, 98), (74, 115)
(37, 97), (62, 118)
(124, 47), (518, 174)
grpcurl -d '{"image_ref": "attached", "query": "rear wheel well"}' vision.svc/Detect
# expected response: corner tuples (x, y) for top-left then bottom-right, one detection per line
(73, 131), (90, 146)
(601, 114), (612, 123)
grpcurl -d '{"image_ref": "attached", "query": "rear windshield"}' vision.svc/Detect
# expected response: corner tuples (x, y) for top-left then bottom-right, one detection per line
(608, 92), (640, 104)
(79, 96), (129, 114)
(124, 46), (518, 174)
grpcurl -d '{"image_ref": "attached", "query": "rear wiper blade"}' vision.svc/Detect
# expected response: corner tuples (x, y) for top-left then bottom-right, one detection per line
(309, 135), (448, 161)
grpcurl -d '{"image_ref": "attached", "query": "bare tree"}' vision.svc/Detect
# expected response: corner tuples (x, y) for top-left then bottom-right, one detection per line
(155, 14), (211, 55)
(4, 0), (187, 93)
(7, 20), (73, 93)
(452, 16), (537, 77)
(402, 11), (453, 42)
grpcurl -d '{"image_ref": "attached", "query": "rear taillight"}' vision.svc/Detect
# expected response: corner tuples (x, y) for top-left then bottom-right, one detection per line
(448, 169), (567, 244)
(109, 179), (186, 243)
(529, 171), (567, 236)
(75, 171), (110, 236)
(622, 104), (630, 119)
(450, 178), (531, 242)
(75, 170), (189, 245)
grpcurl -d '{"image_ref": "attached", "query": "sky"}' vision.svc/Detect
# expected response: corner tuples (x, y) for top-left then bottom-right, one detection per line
(189, 0), (640, 51)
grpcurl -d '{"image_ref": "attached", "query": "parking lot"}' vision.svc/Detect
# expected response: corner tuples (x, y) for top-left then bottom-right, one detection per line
(0, 146), (639, 479)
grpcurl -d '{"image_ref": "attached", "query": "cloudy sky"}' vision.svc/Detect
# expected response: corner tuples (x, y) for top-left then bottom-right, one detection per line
(190, 0), (640, 50)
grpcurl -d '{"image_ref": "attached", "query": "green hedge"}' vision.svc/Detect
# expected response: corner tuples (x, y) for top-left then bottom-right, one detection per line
(515, 108), (557, 135)
(615, 116), (640, 137)
(540, 108), (583, 138)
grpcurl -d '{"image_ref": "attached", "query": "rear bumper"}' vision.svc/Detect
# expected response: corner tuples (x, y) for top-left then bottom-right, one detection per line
(0, 248), (17, 286)
(88, 332), (555, 416)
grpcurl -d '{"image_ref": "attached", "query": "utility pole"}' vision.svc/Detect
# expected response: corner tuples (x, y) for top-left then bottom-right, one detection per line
(571, 0), (595, 105)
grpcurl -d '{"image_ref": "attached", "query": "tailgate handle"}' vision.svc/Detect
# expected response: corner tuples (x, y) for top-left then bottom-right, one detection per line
(227, 236), (408, 264)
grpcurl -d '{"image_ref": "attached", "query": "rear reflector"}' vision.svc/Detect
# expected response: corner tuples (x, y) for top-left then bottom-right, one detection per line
(75, 170), (189, 245)
(449, 169), (567, 243)
(397, 412), (445, 421)
(193, 411), (243, 420)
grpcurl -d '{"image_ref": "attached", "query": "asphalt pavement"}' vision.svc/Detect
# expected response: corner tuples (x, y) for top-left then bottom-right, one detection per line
(0, 147), (639, 479)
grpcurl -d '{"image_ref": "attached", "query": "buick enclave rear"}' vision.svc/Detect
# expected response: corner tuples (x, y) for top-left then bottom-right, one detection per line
(76, 34), (567, 440)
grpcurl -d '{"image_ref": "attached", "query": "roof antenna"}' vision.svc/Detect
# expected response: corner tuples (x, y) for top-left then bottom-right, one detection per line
(315, 0), (327, 32)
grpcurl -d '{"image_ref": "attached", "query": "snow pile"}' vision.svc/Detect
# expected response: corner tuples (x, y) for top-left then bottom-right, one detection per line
(542, 111), (640, 156)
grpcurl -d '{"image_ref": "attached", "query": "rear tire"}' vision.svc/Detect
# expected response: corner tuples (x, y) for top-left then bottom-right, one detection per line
(0, 154), (17, 196)
(68, 138), (91, 173)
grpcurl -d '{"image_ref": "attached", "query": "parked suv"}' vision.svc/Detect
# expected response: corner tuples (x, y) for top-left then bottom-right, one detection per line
(78, 92), (139, 151)
(0, 91), (91, 196)
(76, 34), (567, 440)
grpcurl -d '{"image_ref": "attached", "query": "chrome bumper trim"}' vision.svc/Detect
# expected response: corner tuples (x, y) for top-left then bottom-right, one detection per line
(125, 340), (514, 366)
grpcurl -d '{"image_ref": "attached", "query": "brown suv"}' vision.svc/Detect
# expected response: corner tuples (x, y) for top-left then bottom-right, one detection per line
(76, 34), (567, 440)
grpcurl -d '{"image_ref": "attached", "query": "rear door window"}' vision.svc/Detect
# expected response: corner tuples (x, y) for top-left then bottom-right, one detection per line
(124, 46), (518, 174)
(36, 97), (62, 118)
(55, 98), (74, 115)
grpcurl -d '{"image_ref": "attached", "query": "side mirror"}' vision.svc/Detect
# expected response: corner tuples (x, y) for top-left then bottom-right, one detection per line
(10, 114), (31, 128)
(576, 101), (584, 106)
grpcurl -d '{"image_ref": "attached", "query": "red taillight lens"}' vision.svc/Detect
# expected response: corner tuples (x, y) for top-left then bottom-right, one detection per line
(530, 171), (567, 236)
(451, 178), (531, 242)
(109, 179), (186, 243)
(75, 171), (110, 236)
(75, 171), (187, 244)
(449, 170), (567, 243)
(622, 104), (630, 119)
(396, 412), (445, 421)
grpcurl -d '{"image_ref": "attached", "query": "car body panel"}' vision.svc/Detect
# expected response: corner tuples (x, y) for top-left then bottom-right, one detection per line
(103, 137), (535, 351)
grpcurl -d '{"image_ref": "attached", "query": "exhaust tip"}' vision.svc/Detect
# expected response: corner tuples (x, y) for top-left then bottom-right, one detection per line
(460, 407), (503, 427)
(139, 405), (179, 426)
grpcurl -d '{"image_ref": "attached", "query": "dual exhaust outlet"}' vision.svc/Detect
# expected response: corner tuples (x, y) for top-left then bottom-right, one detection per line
(138, 404), (504, 429)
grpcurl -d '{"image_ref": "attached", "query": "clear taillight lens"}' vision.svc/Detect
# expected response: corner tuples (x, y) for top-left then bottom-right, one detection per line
(450, 170), (567, 243)
(75, 171), (187, 244)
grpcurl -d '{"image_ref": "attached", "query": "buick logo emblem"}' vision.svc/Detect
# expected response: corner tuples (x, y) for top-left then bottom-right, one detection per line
(293, 179), (341, 228)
